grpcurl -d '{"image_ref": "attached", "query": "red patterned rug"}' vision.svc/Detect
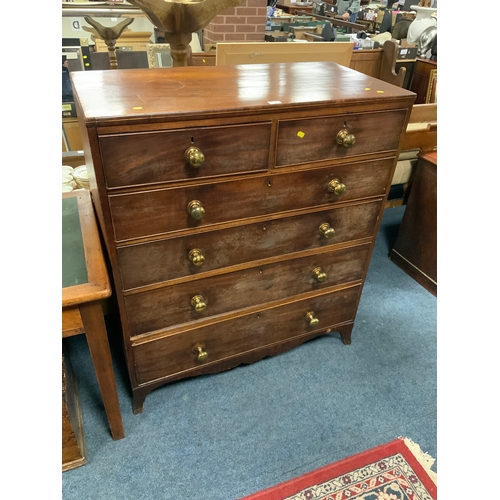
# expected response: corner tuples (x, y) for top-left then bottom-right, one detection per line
(240, 437), (437, 500)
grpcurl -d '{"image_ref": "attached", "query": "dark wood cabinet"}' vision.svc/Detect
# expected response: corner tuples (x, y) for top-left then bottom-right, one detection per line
(71, 62), (415, 413)
(390, 151), (437, 295)
(409, 58), (437, 104)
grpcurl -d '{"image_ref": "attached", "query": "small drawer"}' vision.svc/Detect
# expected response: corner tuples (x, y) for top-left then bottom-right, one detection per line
(99, 123), (271, 188)
(109, 159), (392, 241)
(276, 109), (407, 166)
(124, 243), (371, 336)
(132, 285), (361, 384)
(117, 200), (382, 290)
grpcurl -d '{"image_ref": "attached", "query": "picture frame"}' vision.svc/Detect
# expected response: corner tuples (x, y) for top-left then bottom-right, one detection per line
(425, 68), (437, 104)
(215, 41), (354, 67)
(147, 43), (173, 68)
(147, 35), (202, 68)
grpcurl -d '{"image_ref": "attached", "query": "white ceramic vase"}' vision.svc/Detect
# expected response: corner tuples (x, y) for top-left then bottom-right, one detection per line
(407, 5), (437, 45)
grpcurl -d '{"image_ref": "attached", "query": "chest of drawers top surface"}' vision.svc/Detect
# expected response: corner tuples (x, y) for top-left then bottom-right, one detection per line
(70, 62), (415, 125)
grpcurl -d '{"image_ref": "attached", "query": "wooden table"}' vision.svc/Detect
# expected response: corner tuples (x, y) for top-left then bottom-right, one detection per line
(62, 189), (125, 441)
(390, 151), (437, 296)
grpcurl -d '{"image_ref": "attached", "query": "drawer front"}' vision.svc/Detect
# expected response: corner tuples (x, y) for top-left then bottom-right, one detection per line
(133, 285), (361, 384)
(118, 200), (382, 290)
(109, 159), (392, 241)
(100, 123), (271, 188)
(276, 109), (407, 166)
(124, 243), (371, 336)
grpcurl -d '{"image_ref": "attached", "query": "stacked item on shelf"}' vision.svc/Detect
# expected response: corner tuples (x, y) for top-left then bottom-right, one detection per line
(73, 165), (90, 190)
(62, 165), (76, 193)
(61, 165), (89, 193)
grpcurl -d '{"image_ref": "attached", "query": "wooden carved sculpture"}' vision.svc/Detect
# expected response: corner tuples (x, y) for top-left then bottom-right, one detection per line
(127, 0), (242, 66)
(83, 17), (134, 69)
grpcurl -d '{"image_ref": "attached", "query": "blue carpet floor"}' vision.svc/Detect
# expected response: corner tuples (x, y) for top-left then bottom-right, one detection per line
(62, 205), (437, 499)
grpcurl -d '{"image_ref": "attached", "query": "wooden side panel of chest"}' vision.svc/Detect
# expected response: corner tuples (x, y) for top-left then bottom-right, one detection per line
(71, 63), (415, 413)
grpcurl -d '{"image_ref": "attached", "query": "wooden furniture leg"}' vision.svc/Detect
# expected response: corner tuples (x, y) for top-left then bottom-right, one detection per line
(79, 301), (125, 440)
(132, 386), (154, 415)
(338, 323), (354, 345)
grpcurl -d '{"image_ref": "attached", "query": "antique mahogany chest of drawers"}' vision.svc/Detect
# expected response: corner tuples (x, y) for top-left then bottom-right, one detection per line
(71, 62), (415, 413)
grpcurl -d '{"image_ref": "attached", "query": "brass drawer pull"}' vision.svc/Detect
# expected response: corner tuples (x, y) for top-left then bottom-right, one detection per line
(192, 342), (208, 362)
(191, 295), (207, 312)
(187, 200), (205, 220)
(305, 311), (319, 327)
(312, 267), (327, 282)
(318, 223), (335, 239)
(328, 178), (346, 196)
(184, 146), (205, 168)
(336, 128), (356, 148)
(188, 248), (205, 267)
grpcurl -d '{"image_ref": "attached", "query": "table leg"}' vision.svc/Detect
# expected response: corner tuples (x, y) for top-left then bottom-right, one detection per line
(79, 301), (125, 440)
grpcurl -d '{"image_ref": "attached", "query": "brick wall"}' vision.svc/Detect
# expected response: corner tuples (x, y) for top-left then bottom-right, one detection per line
(203, 0), (268, 47)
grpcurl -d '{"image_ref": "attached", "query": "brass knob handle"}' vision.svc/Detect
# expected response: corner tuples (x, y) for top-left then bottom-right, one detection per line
(187, 200), (205, 220)
(184, 146), (205, 168)
(191, 295), (207, 312)
(318, 223), (335, 239)
(188, 248), (205, 267)
(305, 311), (319, 327)
(192, 343), (208, 362)
(312, 267), (327, 283)
(328, 178), (346, 196)
(336, 128), (356, 148)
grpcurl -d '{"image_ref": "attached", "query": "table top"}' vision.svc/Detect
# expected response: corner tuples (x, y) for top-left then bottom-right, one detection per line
(62, 190), (111, 308)
(70, 62), (415, 127)
(419, 150), (437, 165)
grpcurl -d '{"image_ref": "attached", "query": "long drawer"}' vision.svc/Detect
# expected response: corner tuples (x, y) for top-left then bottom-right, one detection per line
(276, 109), (407, 167)
(124, 243), (371, 336)
(132, 285), (361, 384)
(117, 200), (383, 290)
(100, 123), (272, 188)
(109, 159), (393, 241)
